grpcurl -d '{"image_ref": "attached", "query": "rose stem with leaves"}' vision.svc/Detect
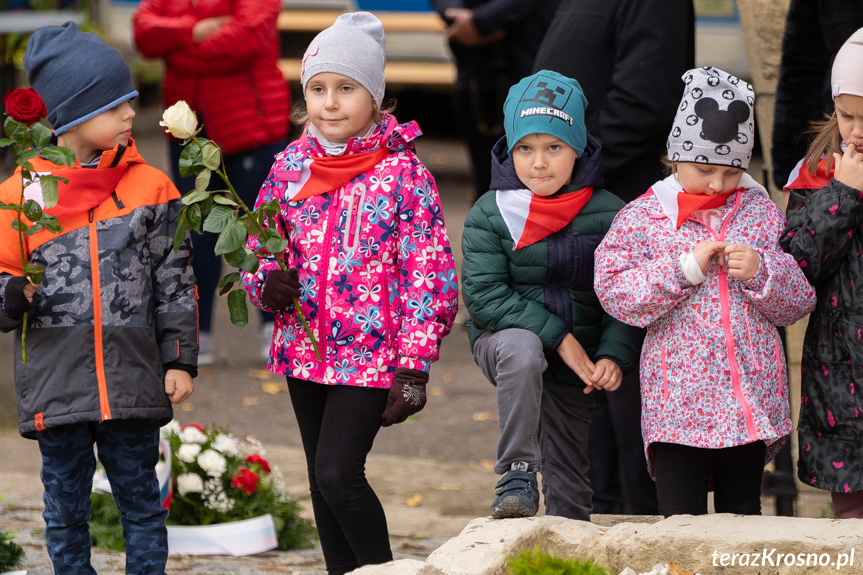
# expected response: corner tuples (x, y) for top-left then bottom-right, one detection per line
(191, 135), (321, 362)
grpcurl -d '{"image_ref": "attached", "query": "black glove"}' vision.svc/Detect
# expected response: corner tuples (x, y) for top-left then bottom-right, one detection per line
(3, 276), (32, 319)
(261, 268), (300, 311)
(381, 367), (429, 427)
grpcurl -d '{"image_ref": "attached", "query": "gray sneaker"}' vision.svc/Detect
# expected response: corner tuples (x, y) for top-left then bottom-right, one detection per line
(490, 469), (539, 518)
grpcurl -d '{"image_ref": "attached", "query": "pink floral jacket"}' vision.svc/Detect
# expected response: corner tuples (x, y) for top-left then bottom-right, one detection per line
(594, 179), (816, 473)
(242, 115), (457, 388)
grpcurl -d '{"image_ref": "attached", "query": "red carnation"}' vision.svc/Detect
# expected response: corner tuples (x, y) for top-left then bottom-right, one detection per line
(231, 468), (259, 494)
(4, 88), (47, 126)
(244, 454), (271, 474)
(181, 423), (205, 432)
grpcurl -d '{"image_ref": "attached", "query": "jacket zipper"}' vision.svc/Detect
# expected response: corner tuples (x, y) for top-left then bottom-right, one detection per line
(687, 193), (757, 440)
(89, 207), (112, 421)
(716, 194), (757, 441)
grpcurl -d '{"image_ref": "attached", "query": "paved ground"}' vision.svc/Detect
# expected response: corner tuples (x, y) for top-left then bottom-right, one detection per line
(0, 102), (830, 574)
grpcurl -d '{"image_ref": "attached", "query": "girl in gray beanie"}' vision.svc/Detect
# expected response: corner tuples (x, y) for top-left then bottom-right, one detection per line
(780, 27), (863, 519)
(241, 11), (457, 574)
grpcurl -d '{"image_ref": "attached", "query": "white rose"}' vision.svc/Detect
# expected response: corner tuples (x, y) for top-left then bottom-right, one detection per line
(177, 473), (204, 496)
(177, 443), (202, 463)
(197, 449), (227, 477)
(179, 426), (207, 444)
(160, 420), (181, 439)
(160, 100), (198, 140)
(212, 433), (239, 456)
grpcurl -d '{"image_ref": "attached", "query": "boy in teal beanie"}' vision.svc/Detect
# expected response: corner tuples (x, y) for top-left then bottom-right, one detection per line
(461, 70), (642, 519)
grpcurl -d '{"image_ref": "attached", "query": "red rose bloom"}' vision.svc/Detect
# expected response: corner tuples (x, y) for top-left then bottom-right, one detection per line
(231, 468), (259, 495)
(244, 454), (271, 474)
(4, 88), (47, 126)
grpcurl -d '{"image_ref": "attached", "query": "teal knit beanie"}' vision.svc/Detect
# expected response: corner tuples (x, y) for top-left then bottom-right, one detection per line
(503, 70), (588, 156)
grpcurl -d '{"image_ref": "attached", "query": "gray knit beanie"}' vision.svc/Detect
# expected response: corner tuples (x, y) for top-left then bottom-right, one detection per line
(832, 27), (863, 98)
(24, 21), (138, 135)
(666, 66), (755, 169)
(301, 11), (386, 106)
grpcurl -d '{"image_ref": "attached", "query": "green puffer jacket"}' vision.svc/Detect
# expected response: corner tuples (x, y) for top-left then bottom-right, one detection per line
(461, 136), (643, 384)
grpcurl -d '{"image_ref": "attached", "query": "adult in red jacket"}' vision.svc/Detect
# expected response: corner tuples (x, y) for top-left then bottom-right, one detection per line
(134, 0), (290, 364)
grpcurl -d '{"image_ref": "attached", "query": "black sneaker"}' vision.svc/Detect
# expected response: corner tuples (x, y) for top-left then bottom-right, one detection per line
(489, 469), (539, 518)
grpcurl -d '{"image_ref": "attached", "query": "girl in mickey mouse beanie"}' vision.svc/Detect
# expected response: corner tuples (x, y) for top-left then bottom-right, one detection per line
(780, 27), (863, 519)
(594, 66), (816, 517)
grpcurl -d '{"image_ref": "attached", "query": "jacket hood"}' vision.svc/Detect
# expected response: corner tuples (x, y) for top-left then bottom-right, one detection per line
(23, 139), (146, 217)
(489, 132), (604, 193)
(302, 113), (421, 157)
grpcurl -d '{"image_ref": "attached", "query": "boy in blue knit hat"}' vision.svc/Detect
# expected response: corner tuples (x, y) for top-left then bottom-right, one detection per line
(461, 70), (642, 520)
(0, 21), (197, 573)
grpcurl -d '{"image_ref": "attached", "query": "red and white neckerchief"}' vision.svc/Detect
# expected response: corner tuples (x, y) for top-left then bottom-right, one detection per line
(496, 186), (593, 250)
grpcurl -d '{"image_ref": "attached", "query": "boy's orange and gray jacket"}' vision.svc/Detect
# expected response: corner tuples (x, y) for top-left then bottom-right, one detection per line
(0, 141), (198, 438)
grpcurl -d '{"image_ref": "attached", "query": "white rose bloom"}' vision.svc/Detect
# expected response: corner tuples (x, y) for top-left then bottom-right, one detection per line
(160, 420), (181, 439)
(177, 443), (202, 463)
(160, 101), (198, 140)
(179, 427), (207, 444)
(212, 433), (239, 456)
(197, 449), (227, 478)
(177, 473), (204, 496)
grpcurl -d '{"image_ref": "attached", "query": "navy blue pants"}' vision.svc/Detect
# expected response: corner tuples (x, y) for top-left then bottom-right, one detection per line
(169, 137), (284, 333)
(36, 419), (167, 575)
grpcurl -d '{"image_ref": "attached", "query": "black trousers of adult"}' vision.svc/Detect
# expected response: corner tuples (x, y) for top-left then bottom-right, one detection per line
(287, 378), (393, 575)
(652, 440), (766, 517)
(587, 370), (659, 514)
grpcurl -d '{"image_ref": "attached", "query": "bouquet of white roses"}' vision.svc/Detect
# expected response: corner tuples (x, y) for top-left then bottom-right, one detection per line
(89, 421), (315, 552)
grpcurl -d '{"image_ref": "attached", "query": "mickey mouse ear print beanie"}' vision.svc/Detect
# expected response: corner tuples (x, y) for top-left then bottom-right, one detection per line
(666, 66), (755, 169)
(832, 27), (863, 98)
(301, 11), (386, 107)
(24, 21), (138, 136)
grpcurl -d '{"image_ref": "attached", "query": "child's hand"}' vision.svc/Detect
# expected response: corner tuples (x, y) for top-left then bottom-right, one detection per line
(3, 276), (36, 319)
(692, 241), (727, 273)
(724, 244), (760, 280)
(556, 333), (596, 393)
(165, 369), (194, 404)
(589, 359), (623, 392)
(833, 144), (863, 191)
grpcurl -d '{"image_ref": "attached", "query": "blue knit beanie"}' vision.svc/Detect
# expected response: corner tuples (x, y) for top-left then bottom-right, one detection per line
(503, 70), (588, 156)
(23, 21), (138, 135)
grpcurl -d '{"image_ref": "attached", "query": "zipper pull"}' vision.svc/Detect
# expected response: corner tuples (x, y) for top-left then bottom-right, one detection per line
(89, 208), (94, 223)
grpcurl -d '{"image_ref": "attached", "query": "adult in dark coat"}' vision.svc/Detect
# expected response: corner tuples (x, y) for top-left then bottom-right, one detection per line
(432, 0), (561, 197)
(771, 0), (863, 191)
(532, 0), (695, 515)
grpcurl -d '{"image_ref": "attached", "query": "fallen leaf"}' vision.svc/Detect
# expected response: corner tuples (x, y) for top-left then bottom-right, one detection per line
(248, 368), (273, 380)
(472, 411), (498, 422)
(403, 493), (423, 507)
(442, 373), (455, 383)
(242, 396), (262, 407)
(180, 403), (194, 412)
(429, 387), (444, 397)
(472, 458), (494, 471)
(668, 562), (693, 575)
(262, 381), (288, 395)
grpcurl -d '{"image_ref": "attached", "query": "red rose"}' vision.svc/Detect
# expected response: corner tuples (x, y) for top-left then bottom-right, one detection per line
(4, 88), (47, 126)
(244, 454), (271, 474)
(231, 468), (259, 494)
